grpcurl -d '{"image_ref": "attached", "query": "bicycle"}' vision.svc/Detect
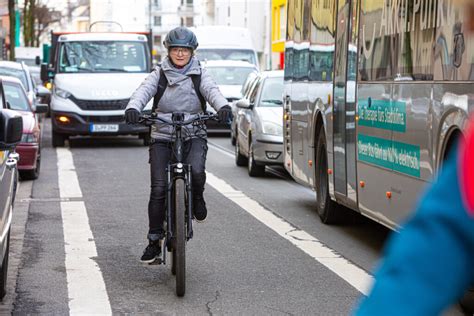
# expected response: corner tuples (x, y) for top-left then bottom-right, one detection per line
(138, 112), (218, 297)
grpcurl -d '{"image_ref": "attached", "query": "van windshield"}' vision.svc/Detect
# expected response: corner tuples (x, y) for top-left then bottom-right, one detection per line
(195, 49), (256, 66)
(58, 41), (149, 73)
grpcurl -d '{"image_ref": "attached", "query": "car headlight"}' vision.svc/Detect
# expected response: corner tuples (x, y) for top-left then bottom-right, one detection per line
(54, 87), (71, 99)
(21, 133), (38, 143)
(261, 121), (282, 136)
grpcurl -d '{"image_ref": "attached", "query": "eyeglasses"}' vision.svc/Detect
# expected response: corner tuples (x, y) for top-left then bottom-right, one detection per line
(170, 47), (192, 56)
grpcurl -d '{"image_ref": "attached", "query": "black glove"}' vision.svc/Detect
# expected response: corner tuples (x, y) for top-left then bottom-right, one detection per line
(125, 108), (140, 124)
(217, 105), (232, 123)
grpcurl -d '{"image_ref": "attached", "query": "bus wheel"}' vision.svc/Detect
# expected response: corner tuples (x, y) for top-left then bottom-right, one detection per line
(315, 126), (342, 224)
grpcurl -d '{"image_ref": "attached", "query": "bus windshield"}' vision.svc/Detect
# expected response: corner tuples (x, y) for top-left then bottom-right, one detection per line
(195, 49), (256, 66)
(58, 41), (149, 73)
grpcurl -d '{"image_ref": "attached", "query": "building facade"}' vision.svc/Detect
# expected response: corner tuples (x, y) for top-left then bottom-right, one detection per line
(271, 0), (286, 69)
(201, 0), (271, 69)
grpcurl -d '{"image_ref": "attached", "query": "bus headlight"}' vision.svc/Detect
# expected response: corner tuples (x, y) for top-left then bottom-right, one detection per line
(262, 121), (282, 136)
(54, 87), (71, 99)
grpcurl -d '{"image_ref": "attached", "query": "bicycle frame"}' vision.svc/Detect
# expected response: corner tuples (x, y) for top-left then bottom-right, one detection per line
(165, 113), (194, 256)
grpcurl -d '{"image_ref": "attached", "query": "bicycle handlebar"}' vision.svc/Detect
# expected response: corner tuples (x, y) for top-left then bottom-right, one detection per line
(138, 112), (218, 127)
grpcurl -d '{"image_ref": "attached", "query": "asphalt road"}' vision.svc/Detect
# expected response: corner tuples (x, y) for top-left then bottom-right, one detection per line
(1, 119), (464, 315)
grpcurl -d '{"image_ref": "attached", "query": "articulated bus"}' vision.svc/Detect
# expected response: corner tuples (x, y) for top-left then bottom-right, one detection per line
(284, 0), (474, 229)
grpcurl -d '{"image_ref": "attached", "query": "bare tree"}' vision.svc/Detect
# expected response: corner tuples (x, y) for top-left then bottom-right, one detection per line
(23, 0), (36, 46)
(34, 5), (61, 47)
(8, 0), (15, 60)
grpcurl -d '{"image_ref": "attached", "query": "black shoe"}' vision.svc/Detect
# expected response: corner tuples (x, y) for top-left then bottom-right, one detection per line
(193, 197), (207, 222)
(140, 240), (161, 263)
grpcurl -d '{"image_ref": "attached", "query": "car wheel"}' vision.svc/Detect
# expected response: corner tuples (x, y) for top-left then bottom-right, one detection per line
(235, 137), (247, 166)
(248, 141), (265, 177)
(231, 126), (237, 146)
(52, 130), (65, 147)
(20, 148), (41, 180)
(0, 230), (10, 299)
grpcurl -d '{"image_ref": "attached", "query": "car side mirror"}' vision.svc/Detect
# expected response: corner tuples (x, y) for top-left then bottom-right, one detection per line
(6, 101), (11, 109)
(36, 85), (51, 98)
(0, 109), (23, 149)
(35, 104), (49, 114)
(236, 99), (252, 109)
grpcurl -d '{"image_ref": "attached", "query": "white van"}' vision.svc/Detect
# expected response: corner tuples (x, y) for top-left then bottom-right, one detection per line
(41, 31), (153, 146)
(190, 26), (259, 69)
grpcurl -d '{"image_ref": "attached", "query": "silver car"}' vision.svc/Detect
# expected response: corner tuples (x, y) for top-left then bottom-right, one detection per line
(234, 70), (284, 176)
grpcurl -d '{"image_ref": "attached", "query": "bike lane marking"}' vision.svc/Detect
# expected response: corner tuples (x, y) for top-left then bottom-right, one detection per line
(206, 172), (374, 296)
(57, 148), (112, 315)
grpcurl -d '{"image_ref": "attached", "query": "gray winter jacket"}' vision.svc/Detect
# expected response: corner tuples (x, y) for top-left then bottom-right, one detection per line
(126, 56), (228, 140)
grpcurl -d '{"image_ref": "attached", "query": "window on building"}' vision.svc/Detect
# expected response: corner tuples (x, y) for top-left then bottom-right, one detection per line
(154, 16), (161, 26)
(185, 17), (194, 27)
(153, 0), (160, 9)
(280, 6), (286, 41)
(154, 35), (162, 47)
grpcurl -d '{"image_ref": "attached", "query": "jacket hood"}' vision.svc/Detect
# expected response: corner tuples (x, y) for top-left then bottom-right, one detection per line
(160, 57), (201, 85)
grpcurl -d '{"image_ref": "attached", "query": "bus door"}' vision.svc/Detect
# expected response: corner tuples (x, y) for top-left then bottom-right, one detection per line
(332, 0), (359, 208)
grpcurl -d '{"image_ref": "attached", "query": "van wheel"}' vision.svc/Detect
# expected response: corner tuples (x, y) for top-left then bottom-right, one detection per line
(315, 126), (342, 224)
(52, 131), (65, 147)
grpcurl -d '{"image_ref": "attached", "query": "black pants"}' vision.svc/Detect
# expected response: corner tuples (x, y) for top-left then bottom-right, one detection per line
(147, 138), (208, 241)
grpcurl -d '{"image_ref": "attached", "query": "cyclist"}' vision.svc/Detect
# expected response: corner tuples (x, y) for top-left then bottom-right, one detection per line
(124, 26), (232, 263)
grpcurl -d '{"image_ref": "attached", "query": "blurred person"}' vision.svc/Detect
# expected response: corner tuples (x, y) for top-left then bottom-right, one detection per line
(124, 26), (232, 263)
(354, 1), (474, 314)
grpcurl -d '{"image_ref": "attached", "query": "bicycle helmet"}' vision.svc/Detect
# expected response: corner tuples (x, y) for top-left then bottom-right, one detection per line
(163, 27), (198, 50)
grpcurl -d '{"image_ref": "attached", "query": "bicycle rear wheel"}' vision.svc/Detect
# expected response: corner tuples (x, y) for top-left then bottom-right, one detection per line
(173, 178), (186, 297)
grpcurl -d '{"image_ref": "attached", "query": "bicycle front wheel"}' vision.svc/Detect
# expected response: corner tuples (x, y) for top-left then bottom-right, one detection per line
(173, 178), (186, 297)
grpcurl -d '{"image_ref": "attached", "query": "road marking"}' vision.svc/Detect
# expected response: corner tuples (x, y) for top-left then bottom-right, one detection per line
(206, 172), (374, 295)
(57, 148), (112, 315)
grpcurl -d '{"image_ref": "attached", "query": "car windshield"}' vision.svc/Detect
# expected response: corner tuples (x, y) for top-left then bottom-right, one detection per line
(0, 67), (28, 90)
(206, 66), (256, 86)
(259, 77), (284, 107)
(4, 83), (30, 111)
(196, 49), (256, 65)
(59, 41), (149, 73)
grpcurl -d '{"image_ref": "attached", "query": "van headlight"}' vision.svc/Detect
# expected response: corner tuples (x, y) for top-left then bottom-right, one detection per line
(54, 87), (72, 99)
(262, 121), (282, 136)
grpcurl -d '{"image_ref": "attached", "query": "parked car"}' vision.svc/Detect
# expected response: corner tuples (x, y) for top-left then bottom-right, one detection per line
(234, 70), (284, 176)
(0, 81), (23, 298)
(203, 60), (258, 133)
(0, 61), (50, 111)
(231, 71), (259, 145)
(1, 76), (48, 180)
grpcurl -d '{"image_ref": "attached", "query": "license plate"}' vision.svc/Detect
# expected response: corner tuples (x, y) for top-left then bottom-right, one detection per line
(90, 124), (119, 133)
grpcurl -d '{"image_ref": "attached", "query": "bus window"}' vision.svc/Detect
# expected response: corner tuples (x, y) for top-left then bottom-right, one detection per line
(434, 1), (474, 81)
(359, 0), (435, 81)
(309, 0), (336, 82)
(293, 0), (309, 82)
(284, 0), (296, 81)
